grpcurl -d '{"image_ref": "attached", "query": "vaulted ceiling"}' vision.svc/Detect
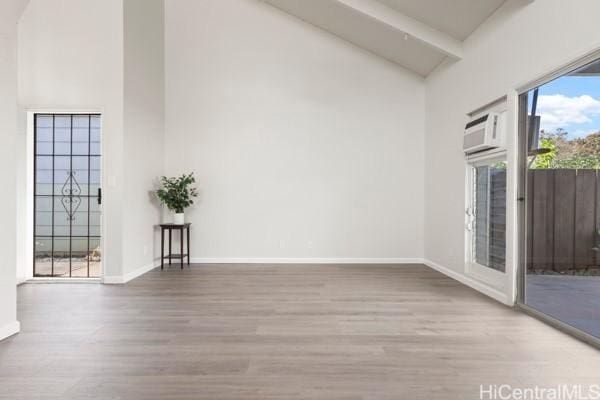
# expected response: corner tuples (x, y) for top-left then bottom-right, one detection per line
(264, 0), (511, 77)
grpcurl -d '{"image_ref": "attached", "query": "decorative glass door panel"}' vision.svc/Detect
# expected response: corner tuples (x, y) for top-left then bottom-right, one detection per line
(34, 114), (102, 277)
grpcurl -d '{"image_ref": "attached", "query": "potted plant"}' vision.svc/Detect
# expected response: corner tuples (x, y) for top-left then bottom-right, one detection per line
(156, 173), (198, 224)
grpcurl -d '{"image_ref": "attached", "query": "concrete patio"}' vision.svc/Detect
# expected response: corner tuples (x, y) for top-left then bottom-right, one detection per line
(526, 275), (600, 338)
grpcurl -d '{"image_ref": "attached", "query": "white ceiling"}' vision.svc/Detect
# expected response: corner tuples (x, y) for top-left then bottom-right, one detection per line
(264, 0), (514, 77)
(375, 0), (506, 41)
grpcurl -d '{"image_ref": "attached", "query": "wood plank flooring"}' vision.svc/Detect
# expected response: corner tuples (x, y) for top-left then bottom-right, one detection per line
(1, 264), (599, 399)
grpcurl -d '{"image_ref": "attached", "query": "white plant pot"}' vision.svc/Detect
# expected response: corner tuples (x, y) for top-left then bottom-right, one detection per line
(173, 213), (185, 225)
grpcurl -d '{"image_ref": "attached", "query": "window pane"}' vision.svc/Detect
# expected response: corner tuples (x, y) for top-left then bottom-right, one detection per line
(35, 156), (53, 195)
(54, 156), (71, 196)
(36, 141), (53, 155)
(34, 237), (52, 276)
(72, 141), (88, 155)
(73, 114), (90, 155)
(54, 139), (71, 155)
(54, 128), (70, 142)
(90, 199), (101, 236)
(89, 238), (101, 278)
(52, 237), (70, 276)
(72, 209), (89, 236)
(35, 115), (53, 155)
(72, 115), (89, 128)
(35, 196), (53, 236)
(36, 114), (53, 128)
(53, 196), (70, 236)
(36, 155), (52, 170)
(35, 126), (52, 142)
(90, 115), (101, 155)
(90, 156), (101, 194)
(90, 140), (101, 155)
(72, 156), (89, 196)
(71, 238), (88, 277)
(473, 162), (506, 272)
(54, 116), (71, 155)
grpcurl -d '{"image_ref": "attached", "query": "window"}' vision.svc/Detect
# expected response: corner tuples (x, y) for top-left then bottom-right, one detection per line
(467, 158), (506, 273)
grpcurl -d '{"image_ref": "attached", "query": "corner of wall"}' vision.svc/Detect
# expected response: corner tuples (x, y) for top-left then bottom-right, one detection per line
(121, 0), (165, 280)
(1, 9), (20, 338)
(103, 259), (160, 284)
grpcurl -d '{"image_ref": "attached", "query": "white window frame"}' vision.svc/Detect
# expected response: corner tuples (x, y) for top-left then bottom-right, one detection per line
(465, 151), (507, 289)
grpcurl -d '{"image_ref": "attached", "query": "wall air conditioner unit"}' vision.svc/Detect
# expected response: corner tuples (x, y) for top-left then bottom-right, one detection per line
(463, 111), (506, 154)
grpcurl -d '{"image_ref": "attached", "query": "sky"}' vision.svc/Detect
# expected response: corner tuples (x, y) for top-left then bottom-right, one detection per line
(534, 73), (600, 139)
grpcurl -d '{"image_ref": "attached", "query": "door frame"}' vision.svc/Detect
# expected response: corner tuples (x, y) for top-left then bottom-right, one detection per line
(27, 109), (104, 281)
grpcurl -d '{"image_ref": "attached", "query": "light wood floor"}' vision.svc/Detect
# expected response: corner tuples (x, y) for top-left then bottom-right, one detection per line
(1, 264), (599, 400)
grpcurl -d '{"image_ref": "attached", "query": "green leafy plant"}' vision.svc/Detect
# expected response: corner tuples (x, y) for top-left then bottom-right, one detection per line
(156, 173), (198, 213)
(530, 137), (557, 169)
(530, 129), (600, 169)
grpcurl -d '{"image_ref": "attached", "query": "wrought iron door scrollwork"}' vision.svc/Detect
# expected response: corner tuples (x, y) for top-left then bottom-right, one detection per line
(61, 171), (82, 220)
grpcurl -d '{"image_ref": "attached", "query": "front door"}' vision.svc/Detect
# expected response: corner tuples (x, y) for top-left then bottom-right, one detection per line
(33, 113), (102, 277)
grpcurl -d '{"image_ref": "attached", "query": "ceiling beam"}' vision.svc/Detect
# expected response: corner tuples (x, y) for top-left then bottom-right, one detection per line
(334, 0), (463, 60)
(16, 0), (31, 19)
(0, 0), (31, 28)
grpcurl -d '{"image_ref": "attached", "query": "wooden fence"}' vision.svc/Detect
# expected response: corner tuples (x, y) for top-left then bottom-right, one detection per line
(527, 169), (600, 272)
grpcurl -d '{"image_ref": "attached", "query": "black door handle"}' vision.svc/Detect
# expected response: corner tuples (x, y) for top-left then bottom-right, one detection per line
(98, 188), (102, 205)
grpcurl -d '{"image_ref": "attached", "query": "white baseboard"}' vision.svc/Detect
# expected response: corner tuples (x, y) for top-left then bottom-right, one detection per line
(102, 258), (421, 283)
(26, 277), (100, 284)
(103, 260), (160, 284)
(100, 257), (511, 306)
(423, 259), (511, 306)
(190, 257), (424, 264)
(16, 276), (29, 285)
(0, 321), (20, 341)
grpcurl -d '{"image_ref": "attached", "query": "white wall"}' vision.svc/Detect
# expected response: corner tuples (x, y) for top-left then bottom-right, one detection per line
(18, 0), (165, 283)
(165, 0), (425, 262)
(122, 0), (165, 277)
(0, 1), (26, 341)
(424, 0), (600, 304)
(18, 0), (125, 279)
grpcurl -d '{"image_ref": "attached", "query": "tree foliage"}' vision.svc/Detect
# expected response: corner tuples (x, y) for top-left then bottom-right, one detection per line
(531, 137), (557, 169)
(156, 173), (198, 213)
(530, 129), (600, 169)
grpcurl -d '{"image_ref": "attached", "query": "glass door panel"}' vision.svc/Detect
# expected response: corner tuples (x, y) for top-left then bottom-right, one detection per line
(33, 114), (102, 278)
(521, 58), (600, 339)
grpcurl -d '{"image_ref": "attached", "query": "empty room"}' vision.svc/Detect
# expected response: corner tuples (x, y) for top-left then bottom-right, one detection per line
(1, 0), (600, 399)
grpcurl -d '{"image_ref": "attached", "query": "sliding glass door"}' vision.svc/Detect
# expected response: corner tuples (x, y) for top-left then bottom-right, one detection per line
(520, 58), (600, 340)
(34, 114), (102, 278)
